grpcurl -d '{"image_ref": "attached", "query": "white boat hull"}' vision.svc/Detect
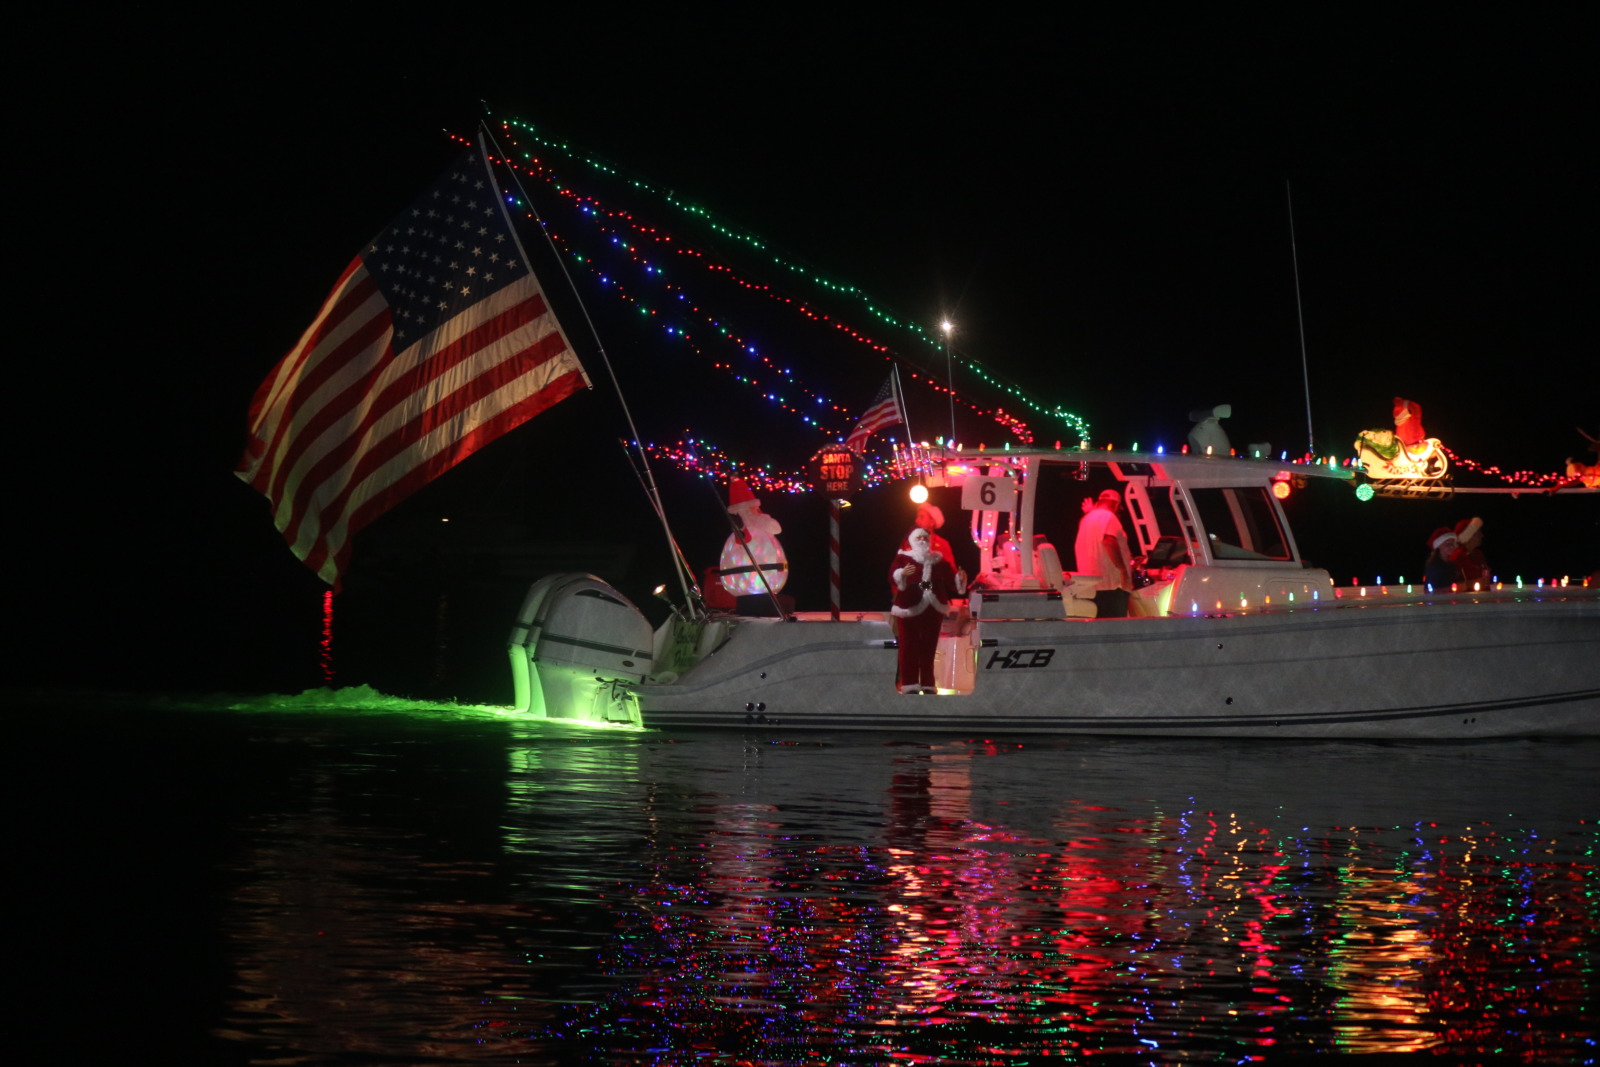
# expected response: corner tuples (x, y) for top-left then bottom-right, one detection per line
(506, 448), (1598, 739)
(511, 576), (1600, 738)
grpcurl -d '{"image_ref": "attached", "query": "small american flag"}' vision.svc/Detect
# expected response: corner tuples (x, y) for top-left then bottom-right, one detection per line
(843, 373), (905, 454)
(236, 144), (587, 586)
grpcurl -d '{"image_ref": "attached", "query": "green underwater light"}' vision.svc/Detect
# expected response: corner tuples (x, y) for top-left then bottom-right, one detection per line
(224, 686), (649, 730)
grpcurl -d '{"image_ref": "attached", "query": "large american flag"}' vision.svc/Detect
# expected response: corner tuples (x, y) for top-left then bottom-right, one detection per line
(236, 145), (588, 586)
(843, 373), (905, 454)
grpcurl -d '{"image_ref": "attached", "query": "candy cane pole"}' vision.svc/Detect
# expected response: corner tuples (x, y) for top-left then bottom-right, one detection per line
(829, 499), (841, 621)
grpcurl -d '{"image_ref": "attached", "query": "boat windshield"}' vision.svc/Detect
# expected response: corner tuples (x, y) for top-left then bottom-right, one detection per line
(1188, 486), (1292, 561)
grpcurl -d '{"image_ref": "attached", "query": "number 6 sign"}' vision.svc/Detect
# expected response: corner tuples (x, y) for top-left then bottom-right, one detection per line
(960, 475), (1016, 511)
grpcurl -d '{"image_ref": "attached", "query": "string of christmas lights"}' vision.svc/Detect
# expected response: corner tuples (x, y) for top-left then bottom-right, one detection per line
(484, 133), (1052, 451)
(539, 192), (864, 437)
(1441, 447), (1587, 489)
(461, 125), (1575, 490)
(485, 121), (1092, 439)
(563, 202), (1046, 444)
(645, 435), (909, 494)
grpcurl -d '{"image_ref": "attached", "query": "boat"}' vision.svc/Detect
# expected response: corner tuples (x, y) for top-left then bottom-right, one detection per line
(507, 442), (1599, 738)
(228, 140), (1593, 738)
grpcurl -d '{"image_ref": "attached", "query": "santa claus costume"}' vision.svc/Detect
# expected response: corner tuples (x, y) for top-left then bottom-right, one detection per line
(890, 527), (958, 694)
(1393, 396), (1426, 448)
(1423, 527), (1461, 588)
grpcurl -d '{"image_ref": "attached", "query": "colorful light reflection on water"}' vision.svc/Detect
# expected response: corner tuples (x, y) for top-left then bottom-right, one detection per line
(184, 708), (1597, 1064)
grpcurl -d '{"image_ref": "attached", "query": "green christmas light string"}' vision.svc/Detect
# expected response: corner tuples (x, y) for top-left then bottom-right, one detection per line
(456, 139), (1014, 487)
(549, 196), (1044, 446)
(482, 121), (1092, 441)
(547, 197), (859, 435)
(478, 121), (1580, 488)
(481, 128), (1047, 450)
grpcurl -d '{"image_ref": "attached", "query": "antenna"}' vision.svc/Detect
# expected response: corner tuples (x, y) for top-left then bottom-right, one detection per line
(941, 318), (956, 446)
(1286, 181), (1315, 456)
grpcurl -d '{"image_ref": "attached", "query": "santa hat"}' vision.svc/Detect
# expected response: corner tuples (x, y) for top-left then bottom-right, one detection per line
(1454, 516), (1482, 542)
(1429, 527), (1456, 551)
(727, 478), (757, 512)
(916, 504), (945, 529)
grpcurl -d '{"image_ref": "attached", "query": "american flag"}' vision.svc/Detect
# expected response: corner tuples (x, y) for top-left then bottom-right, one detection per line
(236, 145), (588, 586)
(843, 373), (905, 454)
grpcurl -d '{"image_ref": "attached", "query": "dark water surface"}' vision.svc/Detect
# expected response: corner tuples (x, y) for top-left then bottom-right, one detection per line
(25, 691), (1597, 1064)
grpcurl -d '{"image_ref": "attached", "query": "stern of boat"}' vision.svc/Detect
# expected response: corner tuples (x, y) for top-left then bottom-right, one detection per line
(507, 574), (652, 726)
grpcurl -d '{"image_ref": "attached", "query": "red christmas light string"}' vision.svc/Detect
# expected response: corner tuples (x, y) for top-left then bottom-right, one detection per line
(501, 150), (1043, 446)
(480, 122), (1090, 438)
(466, 127), (1574, 487)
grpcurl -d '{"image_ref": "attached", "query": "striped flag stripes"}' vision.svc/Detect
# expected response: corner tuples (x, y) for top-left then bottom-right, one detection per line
(236, 146), (587, 586)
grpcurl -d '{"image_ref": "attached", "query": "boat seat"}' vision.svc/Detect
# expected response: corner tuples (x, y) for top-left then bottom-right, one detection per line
(1037, 542), (1067, 590)
(1038, 543), (1097, 617)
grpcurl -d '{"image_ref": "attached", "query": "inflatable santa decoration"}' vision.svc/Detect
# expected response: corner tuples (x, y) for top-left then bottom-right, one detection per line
(719, 479), (788, 608)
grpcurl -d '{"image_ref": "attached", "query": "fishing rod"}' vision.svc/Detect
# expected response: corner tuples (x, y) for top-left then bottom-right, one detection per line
(480, 120), (699, 610)
(615, 439), (706, 618)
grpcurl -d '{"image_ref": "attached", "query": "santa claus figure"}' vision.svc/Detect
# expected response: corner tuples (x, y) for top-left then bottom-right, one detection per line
(889, 526), (958, 694)
(912, 504), (954, 560)
(898, 504), (966, 592)
(1393, 397), (1426, 448)
(719, 479), (788, 610)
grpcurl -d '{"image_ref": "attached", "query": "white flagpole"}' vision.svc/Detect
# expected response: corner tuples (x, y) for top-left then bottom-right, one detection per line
(892, 363), (912, 445)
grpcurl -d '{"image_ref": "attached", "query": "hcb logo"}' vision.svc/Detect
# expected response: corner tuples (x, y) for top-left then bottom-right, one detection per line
(985, 648), (1056, 669)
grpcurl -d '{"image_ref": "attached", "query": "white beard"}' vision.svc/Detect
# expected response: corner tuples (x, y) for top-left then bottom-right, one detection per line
(908, 540), (935, 566)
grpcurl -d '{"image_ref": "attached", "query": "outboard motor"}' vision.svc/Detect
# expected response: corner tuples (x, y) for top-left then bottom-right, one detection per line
(507, 574), (652, 725)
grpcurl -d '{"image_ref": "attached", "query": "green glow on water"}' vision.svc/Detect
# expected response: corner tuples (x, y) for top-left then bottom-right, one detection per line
(221, 685), (646, 730)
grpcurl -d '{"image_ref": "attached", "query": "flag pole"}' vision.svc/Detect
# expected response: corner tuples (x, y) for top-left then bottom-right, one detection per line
(891, 362), (920, 481)
(480, 125), (700, 613)
(892, 362), (913, 451)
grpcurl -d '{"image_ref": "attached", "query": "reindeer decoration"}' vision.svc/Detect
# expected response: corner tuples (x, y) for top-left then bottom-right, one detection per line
(1565, 428), (1600, 488)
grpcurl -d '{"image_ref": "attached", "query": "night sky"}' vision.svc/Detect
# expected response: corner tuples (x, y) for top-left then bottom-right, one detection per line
(17, 11), (1594, 698)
